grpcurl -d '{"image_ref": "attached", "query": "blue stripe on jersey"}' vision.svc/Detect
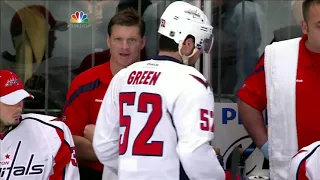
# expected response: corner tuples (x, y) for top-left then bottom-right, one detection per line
(23, 117), (64, 133)
(152, 56), (182, 64)
(190, 74), (209, 89)
(63, 168), (66, 180)
(64, 79), (101, 108)
(180, 162), (190, 180)
(252, 66), (264, 75)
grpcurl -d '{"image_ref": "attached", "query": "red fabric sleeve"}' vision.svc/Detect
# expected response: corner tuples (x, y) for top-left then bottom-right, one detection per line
(61, 76), (90, 136)
(237, 56), (267, 111)
(49, 129), (71, 180)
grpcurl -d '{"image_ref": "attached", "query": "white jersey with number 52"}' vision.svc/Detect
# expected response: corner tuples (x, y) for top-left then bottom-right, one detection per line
(93, 56), (225, 180)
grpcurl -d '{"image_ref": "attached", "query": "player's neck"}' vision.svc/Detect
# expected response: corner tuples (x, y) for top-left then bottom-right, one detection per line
(158, 51), (182, 63)
(109, 57), (123, 76)
(0, 123), (9, 134)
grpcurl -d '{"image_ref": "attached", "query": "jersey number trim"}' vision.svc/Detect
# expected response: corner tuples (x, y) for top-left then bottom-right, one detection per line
(119, 92), (163, 156)
(71, 147), (78, 166)
(200, 109), (214, 132)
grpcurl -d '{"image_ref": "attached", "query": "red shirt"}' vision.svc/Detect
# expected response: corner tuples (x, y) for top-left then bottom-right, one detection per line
(238, 35), (320, 150)
(62, 62), (113, 172)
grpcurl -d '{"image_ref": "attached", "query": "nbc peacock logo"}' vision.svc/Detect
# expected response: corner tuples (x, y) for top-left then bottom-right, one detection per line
(68, 11), (91, 28)
(70, 11), (88, 24)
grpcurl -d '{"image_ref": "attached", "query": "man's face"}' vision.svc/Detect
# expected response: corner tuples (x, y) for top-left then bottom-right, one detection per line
(107, 25), (146, 68)
(0, 101), (23, 130)
(302, 3), (320, 52)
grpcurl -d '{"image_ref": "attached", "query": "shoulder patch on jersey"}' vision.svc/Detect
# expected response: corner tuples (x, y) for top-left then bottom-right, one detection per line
(189, 74), (209, 88)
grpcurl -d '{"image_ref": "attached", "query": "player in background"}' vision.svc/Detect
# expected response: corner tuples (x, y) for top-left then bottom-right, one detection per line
(0, 70), (79, 180)
(288, 141), (320, 180)
(93, 1), (225, 180)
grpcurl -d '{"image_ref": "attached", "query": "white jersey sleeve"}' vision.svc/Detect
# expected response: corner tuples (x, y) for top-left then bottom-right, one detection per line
(173, 74), (225, 180)
(288, 141), (320, 180)
(93, 71), (121, 175)
(49, 120), (80, 180)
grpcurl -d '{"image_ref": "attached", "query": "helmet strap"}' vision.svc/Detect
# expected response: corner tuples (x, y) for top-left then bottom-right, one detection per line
(178, 41), (198, 65)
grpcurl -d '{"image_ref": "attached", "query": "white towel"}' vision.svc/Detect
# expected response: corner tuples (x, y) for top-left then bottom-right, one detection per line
(265, 37), (301, 180)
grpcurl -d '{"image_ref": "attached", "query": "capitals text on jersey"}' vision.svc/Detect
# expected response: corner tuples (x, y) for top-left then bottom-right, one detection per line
(0, 153), (45, 178)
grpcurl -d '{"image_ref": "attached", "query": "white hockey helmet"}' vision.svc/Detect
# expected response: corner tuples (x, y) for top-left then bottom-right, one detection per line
(158, 1), (213, 60)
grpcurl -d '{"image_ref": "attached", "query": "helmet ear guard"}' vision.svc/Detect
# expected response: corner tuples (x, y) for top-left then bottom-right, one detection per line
(178, 40), (199, 65)
(157, 1), (214, 64)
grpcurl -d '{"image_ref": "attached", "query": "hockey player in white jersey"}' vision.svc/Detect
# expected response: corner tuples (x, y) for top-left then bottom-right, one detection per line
(93, 1), (225, 180)
(288, 141), (320, 180)
(0, 70), (80, 180)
